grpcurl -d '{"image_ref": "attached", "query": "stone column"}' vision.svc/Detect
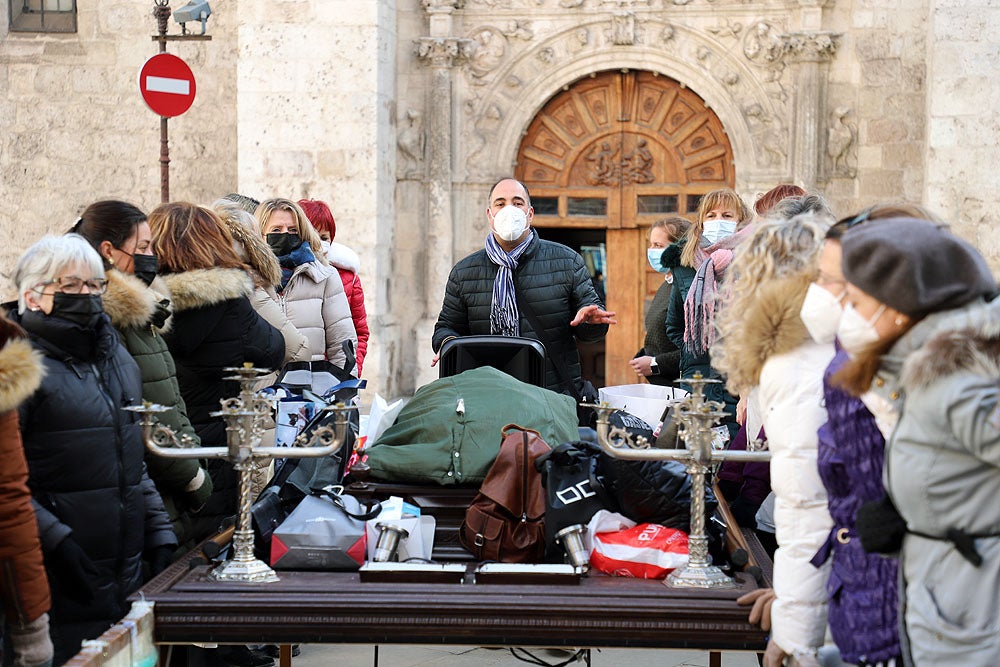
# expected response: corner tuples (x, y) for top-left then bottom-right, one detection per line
(415, 1), (472, 316)
(781, 31), (840, 188)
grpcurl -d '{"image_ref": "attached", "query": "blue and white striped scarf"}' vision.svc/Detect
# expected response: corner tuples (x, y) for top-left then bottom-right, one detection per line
(485, 230), (534, 336)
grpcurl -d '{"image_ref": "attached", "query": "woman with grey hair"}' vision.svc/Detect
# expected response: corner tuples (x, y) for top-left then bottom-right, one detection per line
(8, 234), (176, 665)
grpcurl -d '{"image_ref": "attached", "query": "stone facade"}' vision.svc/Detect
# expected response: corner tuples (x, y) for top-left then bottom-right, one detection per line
(2, 0), (998, 401)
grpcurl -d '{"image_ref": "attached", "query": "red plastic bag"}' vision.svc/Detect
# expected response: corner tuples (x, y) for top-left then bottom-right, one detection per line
(590, 523), (689, 579)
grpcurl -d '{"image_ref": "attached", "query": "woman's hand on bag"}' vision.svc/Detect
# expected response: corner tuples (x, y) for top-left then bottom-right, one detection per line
(629, 356), (655, 377)
(736, 587), (776, 630)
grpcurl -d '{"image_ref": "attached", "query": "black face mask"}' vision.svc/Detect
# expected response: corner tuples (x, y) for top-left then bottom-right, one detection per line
(266, 233), (302, 257)
(51, 292), (104, 329)
(132, 253), (159, 286)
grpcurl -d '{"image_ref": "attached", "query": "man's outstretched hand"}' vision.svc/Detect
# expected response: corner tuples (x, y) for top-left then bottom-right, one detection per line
(571, 304), (617, 326)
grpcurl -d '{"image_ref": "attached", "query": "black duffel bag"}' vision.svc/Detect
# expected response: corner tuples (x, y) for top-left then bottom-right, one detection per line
(535, 440), (617, 561)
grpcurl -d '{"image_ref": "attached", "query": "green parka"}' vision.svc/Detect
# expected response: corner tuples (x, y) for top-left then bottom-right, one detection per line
(102, 270), (212, 548)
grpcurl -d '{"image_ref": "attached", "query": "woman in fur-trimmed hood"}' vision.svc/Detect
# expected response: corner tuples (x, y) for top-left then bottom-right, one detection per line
(150, 202), (284, 541)
(0, 312), (53, 667)
(214, 201), (310, 368)
(835, 216), (1000, 666)
(74, 200), (214, 551)
(712, 214), (836, 667)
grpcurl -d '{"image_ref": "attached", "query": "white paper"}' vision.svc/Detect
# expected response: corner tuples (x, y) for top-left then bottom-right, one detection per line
(363, 393), (406, 445)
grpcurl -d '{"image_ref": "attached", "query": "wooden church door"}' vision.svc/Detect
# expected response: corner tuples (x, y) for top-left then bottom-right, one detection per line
(515, 70), (735, 387)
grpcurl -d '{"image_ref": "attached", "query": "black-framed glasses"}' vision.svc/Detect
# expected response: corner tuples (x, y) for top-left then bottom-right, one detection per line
(33, 276), (109, 295)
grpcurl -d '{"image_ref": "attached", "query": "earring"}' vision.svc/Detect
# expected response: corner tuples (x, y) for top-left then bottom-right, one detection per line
(894, 315), (905, 326)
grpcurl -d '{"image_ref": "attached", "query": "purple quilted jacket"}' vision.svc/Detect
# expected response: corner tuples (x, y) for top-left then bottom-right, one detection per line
(816, 349), (901, 664)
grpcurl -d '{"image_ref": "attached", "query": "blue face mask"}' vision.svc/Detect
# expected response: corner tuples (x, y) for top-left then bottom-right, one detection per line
(646, 247), (669, 273)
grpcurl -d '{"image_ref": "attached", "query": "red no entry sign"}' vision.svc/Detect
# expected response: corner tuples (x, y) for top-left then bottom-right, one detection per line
(139, 53), (196, 117)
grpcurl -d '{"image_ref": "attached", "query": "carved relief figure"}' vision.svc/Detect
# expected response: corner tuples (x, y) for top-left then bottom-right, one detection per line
(828, 106), (857, 177)
(468, 27), (507, 77)
(398, 109), (426, 180)
(610, 12), (636, 46)
(586, 141), (620, 185)
(624, 138), (654, 184)
(744, 21), (785, 64)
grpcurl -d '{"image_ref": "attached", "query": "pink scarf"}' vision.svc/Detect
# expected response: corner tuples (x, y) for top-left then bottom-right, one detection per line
(683, 223), (755, 355)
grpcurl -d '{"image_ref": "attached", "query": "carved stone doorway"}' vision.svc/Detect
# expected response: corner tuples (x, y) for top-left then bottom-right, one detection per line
(515, 70), (735, 388)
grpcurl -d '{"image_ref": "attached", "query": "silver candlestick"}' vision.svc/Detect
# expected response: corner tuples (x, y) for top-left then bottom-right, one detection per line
(590, 372), (770, 589)
(126, 364), (352, 583)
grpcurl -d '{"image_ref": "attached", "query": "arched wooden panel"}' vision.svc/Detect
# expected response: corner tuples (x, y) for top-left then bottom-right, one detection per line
(515, 70), (735, 388)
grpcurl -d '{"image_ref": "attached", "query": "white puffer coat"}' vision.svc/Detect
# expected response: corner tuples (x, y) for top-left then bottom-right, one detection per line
(714, 275), (835, 658)
(280, 261), (357, 371)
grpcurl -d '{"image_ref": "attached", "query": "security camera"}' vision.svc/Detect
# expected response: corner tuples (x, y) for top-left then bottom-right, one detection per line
(173, 0), (211, 35)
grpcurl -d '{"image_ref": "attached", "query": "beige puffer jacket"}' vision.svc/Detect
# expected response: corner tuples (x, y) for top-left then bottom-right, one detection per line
(279, 261), (358, 372)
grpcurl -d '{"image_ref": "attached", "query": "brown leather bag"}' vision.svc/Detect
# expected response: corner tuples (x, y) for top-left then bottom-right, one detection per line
(459, 424), (550, 563)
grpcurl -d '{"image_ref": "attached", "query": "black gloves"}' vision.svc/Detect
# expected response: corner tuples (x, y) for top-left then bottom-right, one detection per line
(50, 537), (99, 604)
(146, 545), (176, 578)
(856, 493), (907, 555)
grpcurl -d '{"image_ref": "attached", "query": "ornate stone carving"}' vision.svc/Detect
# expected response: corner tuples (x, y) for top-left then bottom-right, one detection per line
(708, 18), (742, 40)
(743, 22), (785, 64)
(503, 20), (535, 41)
(584, 137), (655, 185)
(467, 27), (508, 76)
(660, 25), (676, 43)
(537, 47), (556, 64)
(415, 37), (474, 67)
(827, 106), (857, 178)
(422, 0), (463, 10)
(505, 74), (523, 89)
(560, 0), (585, 6)
(398, 109), (426, 180)
(610, 12), (636, 45)
(780, 30), (840, 63)
(742, 103), (787, 170)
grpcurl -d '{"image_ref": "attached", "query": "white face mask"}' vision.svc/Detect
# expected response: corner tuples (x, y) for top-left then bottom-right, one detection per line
(491, 205), (528, 242)
(799, 283), (844, 344)
(702, 220), (737, 244)
(837, 303), (886, 356)
(646, 247), (668, 273)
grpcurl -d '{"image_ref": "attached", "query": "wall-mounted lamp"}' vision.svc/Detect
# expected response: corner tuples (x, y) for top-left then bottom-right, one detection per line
(173, 0), (211, 35)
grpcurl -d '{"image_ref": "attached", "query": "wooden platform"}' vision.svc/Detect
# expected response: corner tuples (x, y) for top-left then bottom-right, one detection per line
(140, 563), (767, 651)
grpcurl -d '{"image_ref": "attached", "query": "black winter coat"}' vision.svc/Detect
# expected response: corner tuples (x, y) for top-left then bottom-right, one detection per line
(13, 309), (175, 664)
(432, 232), (607, 393)
(159, 268), (284, 539)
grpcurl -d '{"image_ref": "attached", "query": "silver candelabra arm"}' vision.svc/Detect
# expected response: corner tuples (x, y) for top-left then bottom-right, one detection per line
(127, 364), (359, 584)
(589, 372), (771, 590)
(125, 402), (229, 459)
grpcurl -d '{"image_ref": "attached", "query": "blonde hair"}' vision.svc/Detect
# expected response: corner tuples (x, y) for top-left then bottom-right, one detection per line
(255, 198), (329, 266)
(149, 202), (245, 274)
(214, 202), (282, 287)
(680, 189), (753, 267)
(711, 213), (831, 395)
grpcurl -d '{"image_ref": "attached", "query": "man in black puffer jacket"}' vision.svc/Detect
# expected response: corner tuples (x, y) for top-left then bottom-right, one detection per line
(432, 178), (615, 394)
